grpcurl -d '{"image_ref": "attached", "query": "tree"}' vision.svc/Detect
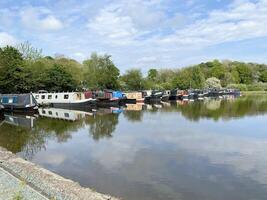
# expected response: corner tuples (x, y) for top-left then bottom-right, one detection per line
(17, 41), (43, 61)
(147, 69), (158, 81)
(83, 53), (120, 89)
(121, 69), (144, 90)
(205, 77), (222, 89)
(235, 63), (253, 84)
(0, 46), (32, 93)
(45, 64), (77, 92)
(260, 70), (267, 82)
(191, 67), (205, 88)
(172, 69), (191, 90)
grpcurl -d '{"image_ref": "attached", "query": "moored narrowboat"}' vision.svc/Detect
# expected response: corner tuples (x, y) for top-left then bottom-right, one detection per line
(33, 91), (96, 109)
(144, 90), (163, 103)
(161, 90), (171, 102)
(169, 89), (183, 101)
(0, 93), (38, 112)
(94, 90), (126, 107)
(124, 92), (144, 104)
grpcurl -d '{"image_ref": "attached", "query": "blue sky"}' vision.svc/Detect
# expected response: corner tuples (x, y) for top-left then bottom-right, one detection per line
(1, 0), (267, 71)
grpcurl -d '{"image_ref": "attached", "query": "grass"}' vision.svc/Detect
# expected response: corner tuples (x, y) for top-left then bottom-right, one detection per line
(242, 91), (267, 95)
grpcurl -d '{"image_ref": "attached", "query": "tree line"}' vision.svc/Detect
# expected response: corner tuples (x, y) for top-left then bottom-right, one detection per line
(0, 43), (267, 94)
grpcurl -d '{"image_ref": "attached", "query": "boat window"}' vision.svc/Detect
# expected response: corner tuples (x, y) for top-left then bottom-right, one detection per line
(48, 111), (52, 115)
(64, 113), (69, 118)
(8, 98), (13, 103)
(41, 95), (46, 99)
(42, 110), (46, 114)
(13, 97), (18, 103)
(64, 94), (69, 99)
(48, 95), (52, 99)
(35, 95), (39, 99)
(56, 112), (58, 116)
(55, 95), (58, 99)
(1, 97), (9, 104)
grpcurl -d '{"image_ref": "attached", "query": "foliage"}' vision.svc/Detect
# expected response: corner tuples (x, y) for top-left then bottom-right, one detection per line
(227, 84), (248, 91)
(260, 70), (267, 82)
(0, 44), (267, 93)
(83, 53), (120, 90)
(17, 41), (43, 61)
(120, 69), (144, 90)
(205, 77), (222, 89)
(44, 64), (78, 92)
(0, 46), (29, 93)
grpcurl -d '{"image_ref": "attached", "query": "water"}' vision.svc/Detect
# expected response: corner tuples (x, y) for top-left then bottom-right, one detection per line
(1, 94), (267, 200)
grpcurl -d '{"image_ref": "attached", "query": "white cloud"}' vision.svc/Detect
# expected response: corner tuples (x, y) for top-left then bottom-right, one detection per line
(20, 6), (63, 31)
(40, 15), (63, 31)
(87, 4), (138, 45)
(0, 32), (17, 47)
(157, 0), (267, 47)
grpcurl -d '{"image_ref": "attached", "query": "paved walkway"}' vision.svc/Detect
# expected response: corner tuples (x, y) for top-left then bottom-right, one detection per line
(0, 167), (47, 200)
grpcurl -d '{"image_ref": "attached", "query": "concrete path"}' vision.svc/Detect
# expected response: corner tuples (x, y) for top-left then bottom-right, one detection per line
(0, 167), (47, 200)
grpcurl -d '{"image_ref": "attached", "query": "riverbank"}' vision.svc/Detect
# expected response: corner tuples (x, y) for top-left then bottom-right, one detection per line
(242, 91), (267, 95)
(0, 147), (119, 200)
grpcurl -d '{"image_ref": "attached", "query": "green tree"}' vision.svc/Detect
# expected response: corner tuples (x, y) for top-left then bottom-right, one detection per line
(121, 69), (144, 90)
(45, 64), (77, 92)
(260, 70), (267, 82)
(0, 46), (31, 93)
(83, 53), (120, 89)
(235, 63), (253, 84)
(147, 69), (158, 81)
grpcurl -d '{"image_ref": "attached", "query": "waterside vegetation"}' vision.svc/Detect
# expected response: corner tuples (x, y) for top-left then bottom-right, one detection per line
(1, 43), (267, 93)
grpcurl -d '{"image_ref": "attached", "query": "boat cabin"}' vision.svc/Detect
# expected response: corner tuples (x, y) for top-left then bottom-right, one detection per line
(0, 93), (38, 112)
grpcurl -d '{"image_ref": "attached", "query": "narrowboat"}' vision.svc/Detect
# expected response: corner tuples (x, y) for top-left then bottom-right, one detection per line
(0, 93), (38, 112)
(95, 90), (119, 107)
(95, 90), (126, 107)
(144, 90), (163, 103)
(33, 91), (96, 109)
(161, 90), (171, 102)
(124, 92), (144, 104)
(169, 89), (183, 101)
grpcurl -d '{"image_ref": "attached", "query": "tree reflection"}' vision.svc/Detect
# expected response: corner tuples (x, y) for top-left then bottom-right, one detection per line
(0, 113), (86, 159)
(169, 95), (267, 121)
(85, 113), (119, 141)
(123, 111), (143, 122)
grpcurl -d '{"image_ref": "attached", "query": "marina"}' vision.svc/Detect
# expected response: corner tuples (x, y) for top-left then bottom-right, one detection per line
(0, 94), (266, 200)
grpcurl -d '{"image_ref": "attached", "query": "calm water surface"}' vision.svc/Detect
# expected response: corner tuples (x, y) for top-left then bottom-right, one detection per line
(1, 94), (267, 200)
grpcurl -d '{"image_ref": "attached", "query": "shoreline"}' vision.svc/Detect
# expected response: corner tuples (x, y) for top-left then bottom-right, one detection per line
(242, 91), (267, 95)
(0, 147), (119, 200)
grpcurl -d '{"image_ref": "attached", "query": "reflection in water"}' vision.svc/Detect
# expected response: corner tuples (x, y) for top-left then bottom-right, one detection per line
(0, 95), (267, 200)
(85, 109), (119, 141)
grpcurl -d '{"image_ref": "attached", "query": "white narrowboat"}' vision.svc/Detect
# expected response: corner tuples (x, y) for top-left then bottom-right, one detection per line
(33, 91), (96, 109)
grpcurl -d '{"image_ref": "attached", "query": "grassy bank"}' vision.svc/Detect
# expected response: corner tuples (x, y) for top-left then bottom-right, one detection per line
(242, 91), (267, 95)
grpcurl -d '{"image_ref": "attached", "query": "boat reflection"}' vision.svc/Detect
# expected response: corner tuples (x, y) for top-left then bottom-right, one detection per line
(38, 107), (94, 121)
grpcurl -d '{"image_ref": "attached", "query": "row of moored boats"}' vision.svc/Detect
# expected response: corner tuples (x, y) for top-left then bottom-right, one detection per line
(0, 88), (240, 112)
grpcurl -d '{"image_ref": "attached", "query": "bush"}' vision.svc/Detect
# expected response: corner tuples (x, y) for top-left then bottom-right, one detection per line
(227, 84), (247, 91)
(247, 83), (267, 91)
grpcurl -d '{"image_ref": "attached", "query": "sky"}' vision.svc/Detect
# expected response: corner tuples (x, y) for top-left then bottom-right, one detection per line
(0, 0), (267, 71)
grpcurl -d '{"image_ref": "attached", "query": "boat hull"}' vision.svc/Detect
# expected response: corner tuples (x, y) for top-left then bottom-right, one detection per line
(96, 99), (120, 107)
(51, 100), (96, 109)
(1, 105), (38, 113)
